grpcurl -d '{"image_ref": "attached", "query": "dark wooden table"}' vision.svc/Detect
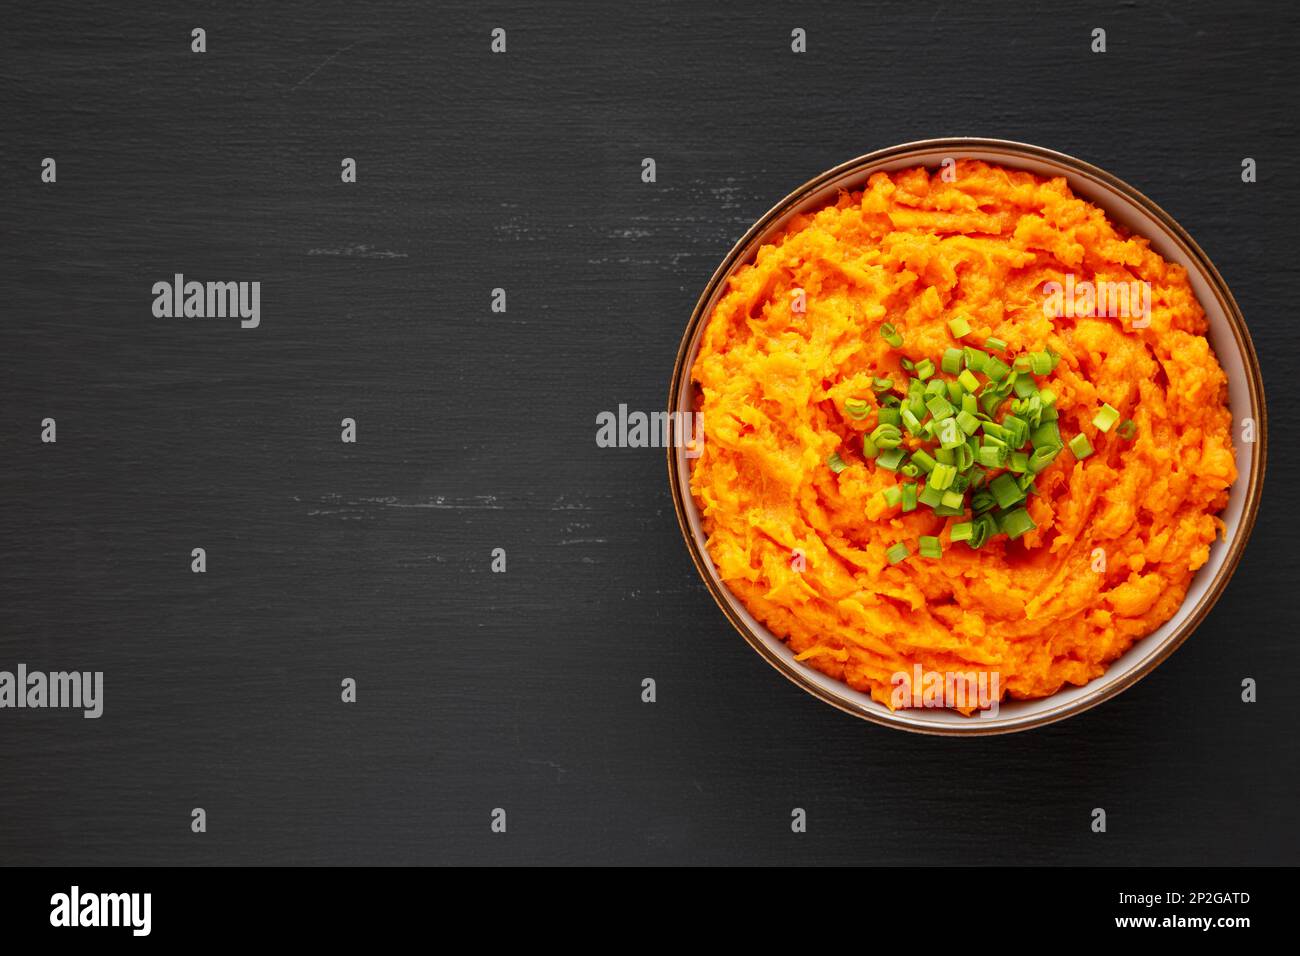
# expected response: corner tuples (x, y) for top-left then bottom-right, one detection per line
(1, 0), (1296, 865)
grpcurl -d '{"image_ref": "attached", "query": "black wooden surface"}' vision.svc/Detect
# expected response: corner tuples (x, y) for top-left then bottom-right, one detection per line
(1, 1), (1297, 866)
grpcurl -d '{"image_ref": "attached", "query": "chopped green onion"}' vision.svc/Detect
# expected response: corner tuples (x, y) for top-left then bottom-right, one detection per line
(843, 397), (871, 420)
(862, 434), (878, 459)
(1030, 420), (1061, 448)
(940, 489), (965, 510)
(900, 462), (920, 478)
(914, 358), (935, 381)
(929, 462), (957, 491)
(1000, 506), (1037, 539)
(910, 449), (937, 473)
(870, 423), (903, 449)
(984, 356), (1010, 382)
(876, 447), (906, 471)
(941, 348), (964, 375)
(901, 407), (924, 437)
(901, 482), (918, 512)
(950, 522), (975, 543)
(900, 357), (915, 371)
(919, 535), (943, 559)
(1029, 351), (1053, 376)
(985, 336), (1007, 352)
(917, 483), (944, 507)
(955, 409), (981, 436)
(1117, 418), (1137, 440)
(1069, 433), (1093, 460)
(947, 316), (972, 339)
(1093, 403), (1120, 433)
(827, 452), (848, 474)
(872, 377), (893, 393)
(878, 407), (902, 427)
(1027, 445), (1060, 473)
(882, 485), (902, 507)
(880, 323), (903, 348)
(1008, 451), (1029, 473)
(886, 542), (910, 565)
(977, 444), (1005, 469)
(957, 369), (981, 393)
(1002, 415), (1029, 449)
(964, 348), (989, 373)
(1013, 375), (1038, 399)
(936, 417), (964, 449)
(1039, 387), (1057, 406)
(926, 394), (955, 420)
(989, 473), (1026, 510)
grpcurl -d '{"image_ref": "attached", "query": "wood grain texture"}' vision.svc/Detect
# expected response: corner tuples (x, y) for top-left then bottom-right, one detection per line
(0, 0), (1297, 865)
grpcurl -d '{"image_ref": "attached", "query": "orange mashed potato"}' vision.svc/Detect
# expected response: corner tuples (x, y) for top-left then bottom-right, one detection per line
(689, 160), (1236, 709)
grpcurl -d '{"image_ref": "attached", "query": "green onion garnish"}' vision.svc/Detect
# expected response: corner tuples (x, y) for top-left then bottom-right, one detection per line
(917, 483), (943, 508)
(941, 348), (964, 374)
(989, 472), (1025, 510)
(901, 482), (918, 512)
(882, 485), (902, 508)
(877, 447), (906, 470)
(1069, 433), (1093, 459)
(955, 409), (981, 436)
(827, 452), (848, 474)
(950, 522), (974, 543)
(880, 323), (903, 348)
(984, 336), (1008, 352)
(1027, 445), (1059, 473)
(947, 316), (972, 339)
(977, 444), (1004, 469)
(925, 394), (955, 420)
(914, 358), (935, 381)
(1093, 403), (1120, 433)
(886, 542), (910, 565)
(936, 418), (964, 449)
(1117, 418), (1137, 440)
(919, 535), (943, 559)
(844, 397), (871, 420)
(1000, 506), (1037, 539)
(870, 423), (903, 449)
(929, 462), (956, 491)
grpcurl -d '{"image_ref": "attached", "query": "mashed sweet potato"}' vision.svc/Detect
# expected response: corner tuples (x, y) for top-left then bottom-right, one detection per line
(689, 160), (1236, 710)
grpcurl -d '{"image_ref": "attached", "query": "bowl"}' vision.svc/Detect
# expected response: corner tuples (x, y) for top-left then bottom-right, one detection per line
(667, 138), (1267, 734)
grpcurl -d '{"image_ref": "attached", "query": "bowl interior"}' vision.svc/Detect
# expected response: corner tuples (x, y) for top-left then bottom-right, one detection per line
(672, 142), (1263, 733)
